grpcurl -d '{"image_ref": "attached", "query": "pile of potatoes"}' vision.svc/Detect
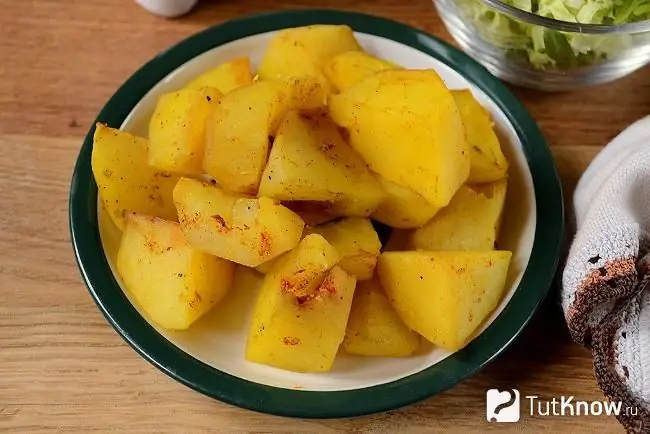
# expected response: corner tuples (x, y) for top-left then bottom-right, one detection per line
(91, 25), (512, 373)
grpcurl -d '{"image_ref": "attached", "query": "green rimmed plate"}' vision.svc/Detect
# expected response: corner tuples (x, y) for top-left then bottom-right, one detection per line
(69, 9), (564, 418)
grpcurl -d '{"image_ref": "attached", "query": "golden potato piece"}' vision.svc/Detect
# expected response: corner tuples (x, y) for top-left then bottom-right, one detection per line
(116, 214), (235, 330)
(378, 251), (512, 351)
(266, 234), (340, 297)
(258, 110), (385, 216)
(253, 211), (341, 274)
(254, 252), (286, 275)
(308, 217), (381, 280)
(97, 201), (123, 263)
(257, 25), (362, 94)
(343, 276), (421, 357)
(452, 90), (508, 184)
(328, 69), (470, 209)
(282, 201), (339, 227)
(323, 50), (400, 92)
(283, 76), (329, 110)
(173, 177), (304, 267)
(371, 176), (441, 229)
(411, 180), (508, 251)
(91, 123), (180, 231)
(148, 87), (222, 175)
(185, 57), (253, 94)
(203, 80), (292, 195)
(246, 254), (356, 373)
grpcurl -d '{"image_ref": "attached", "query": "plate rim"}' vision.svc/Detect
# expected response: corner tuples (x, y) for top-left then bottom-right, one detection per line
(68, 9), (564, 419)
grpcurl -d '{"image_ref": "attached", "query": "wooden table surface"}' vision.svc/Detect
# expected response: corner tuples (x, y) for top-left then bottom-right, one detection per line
(2, 0), (649, 432)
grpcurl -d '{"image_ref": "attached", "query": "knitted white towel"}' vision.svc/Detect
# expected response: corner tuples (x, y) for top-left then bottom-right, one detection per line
(562, 116), (650, 432)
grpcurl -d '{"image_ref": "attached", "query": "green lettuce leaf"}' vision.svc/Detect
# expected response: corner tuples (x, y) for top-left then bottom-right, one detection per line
(457, 0), (650, 69)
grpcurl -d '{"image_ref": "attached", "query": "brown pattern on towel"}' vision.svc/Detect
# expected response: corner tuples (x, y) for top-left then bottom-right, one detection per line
(566, 257), (637, 347)
(568, 255), (650, 432)
(592, 295), (650, 433)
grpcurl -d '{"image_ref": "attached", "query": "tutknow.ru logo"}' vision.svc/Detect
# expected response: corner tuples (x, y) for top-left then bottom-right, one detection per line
(486, 389), (639, 422)
(486, 389), (521, 422)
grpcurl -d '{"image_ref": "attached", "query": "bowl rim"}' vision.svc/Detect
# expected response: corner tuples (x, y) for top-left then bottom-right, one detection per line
(474, 0), (650, 34)
(69, 8), (564, 419)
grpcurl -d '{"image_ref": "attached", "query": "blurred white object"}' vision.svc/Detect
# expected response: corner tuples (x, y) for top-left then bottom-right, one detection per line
(135, 0), (198, 17)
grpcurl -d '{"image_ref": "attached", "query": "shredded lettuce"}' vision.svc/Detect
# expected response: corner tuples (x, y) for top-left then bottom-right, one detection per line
(458, 0), (650, 68)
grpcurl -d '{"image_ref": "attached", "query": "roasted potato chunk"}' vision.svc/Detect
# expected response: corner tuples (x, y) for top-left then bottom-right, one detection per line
(328, 69), (470, 209)
(258, 110), (385, 216)
(148, 87), (222, 175)
(308, 217), (381, 280)
(378, 251), (512, 351)
(173, 177), (304, 267)
(257, 25), (362, 94)
(185, 57), (254, 95)
(97, 201), (123, 263)
(411, 180), (508, 251)
(254, 202), (339, 275)
(91, 123), (180, 231)
(282, 201), (338, 227)
(263, 234), (340, 297)
(254, 252), (286, 275)
(203, 80), (292, 194)
(371, 176), (441, 229)
(283, 76), (329, 110)
(452, 90), (508, 184)
(343, 276), (421, 357)
(246, 235), (356, 372)
(323, 50), (399, 92)
(116, 214), (235, 330)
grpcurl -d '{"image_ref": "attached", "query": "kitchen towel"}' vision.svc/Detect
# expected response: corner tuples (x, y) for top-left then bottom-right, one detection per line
(563, 116), (650, 432)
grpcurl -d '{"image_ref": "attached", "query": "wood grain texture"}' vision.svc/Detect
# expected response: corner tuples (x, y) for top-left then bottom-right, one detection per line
(0, 0), (643, 432)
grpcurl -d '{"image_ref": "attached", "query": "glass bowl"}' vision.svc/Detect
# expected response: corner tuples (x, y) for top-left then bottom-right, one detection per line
(433, 0), (650, 90)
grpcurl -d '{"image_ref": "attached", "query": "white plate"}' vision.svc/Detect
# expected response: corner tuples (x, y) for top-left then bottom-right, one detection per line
(97, 30), (536, 392)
